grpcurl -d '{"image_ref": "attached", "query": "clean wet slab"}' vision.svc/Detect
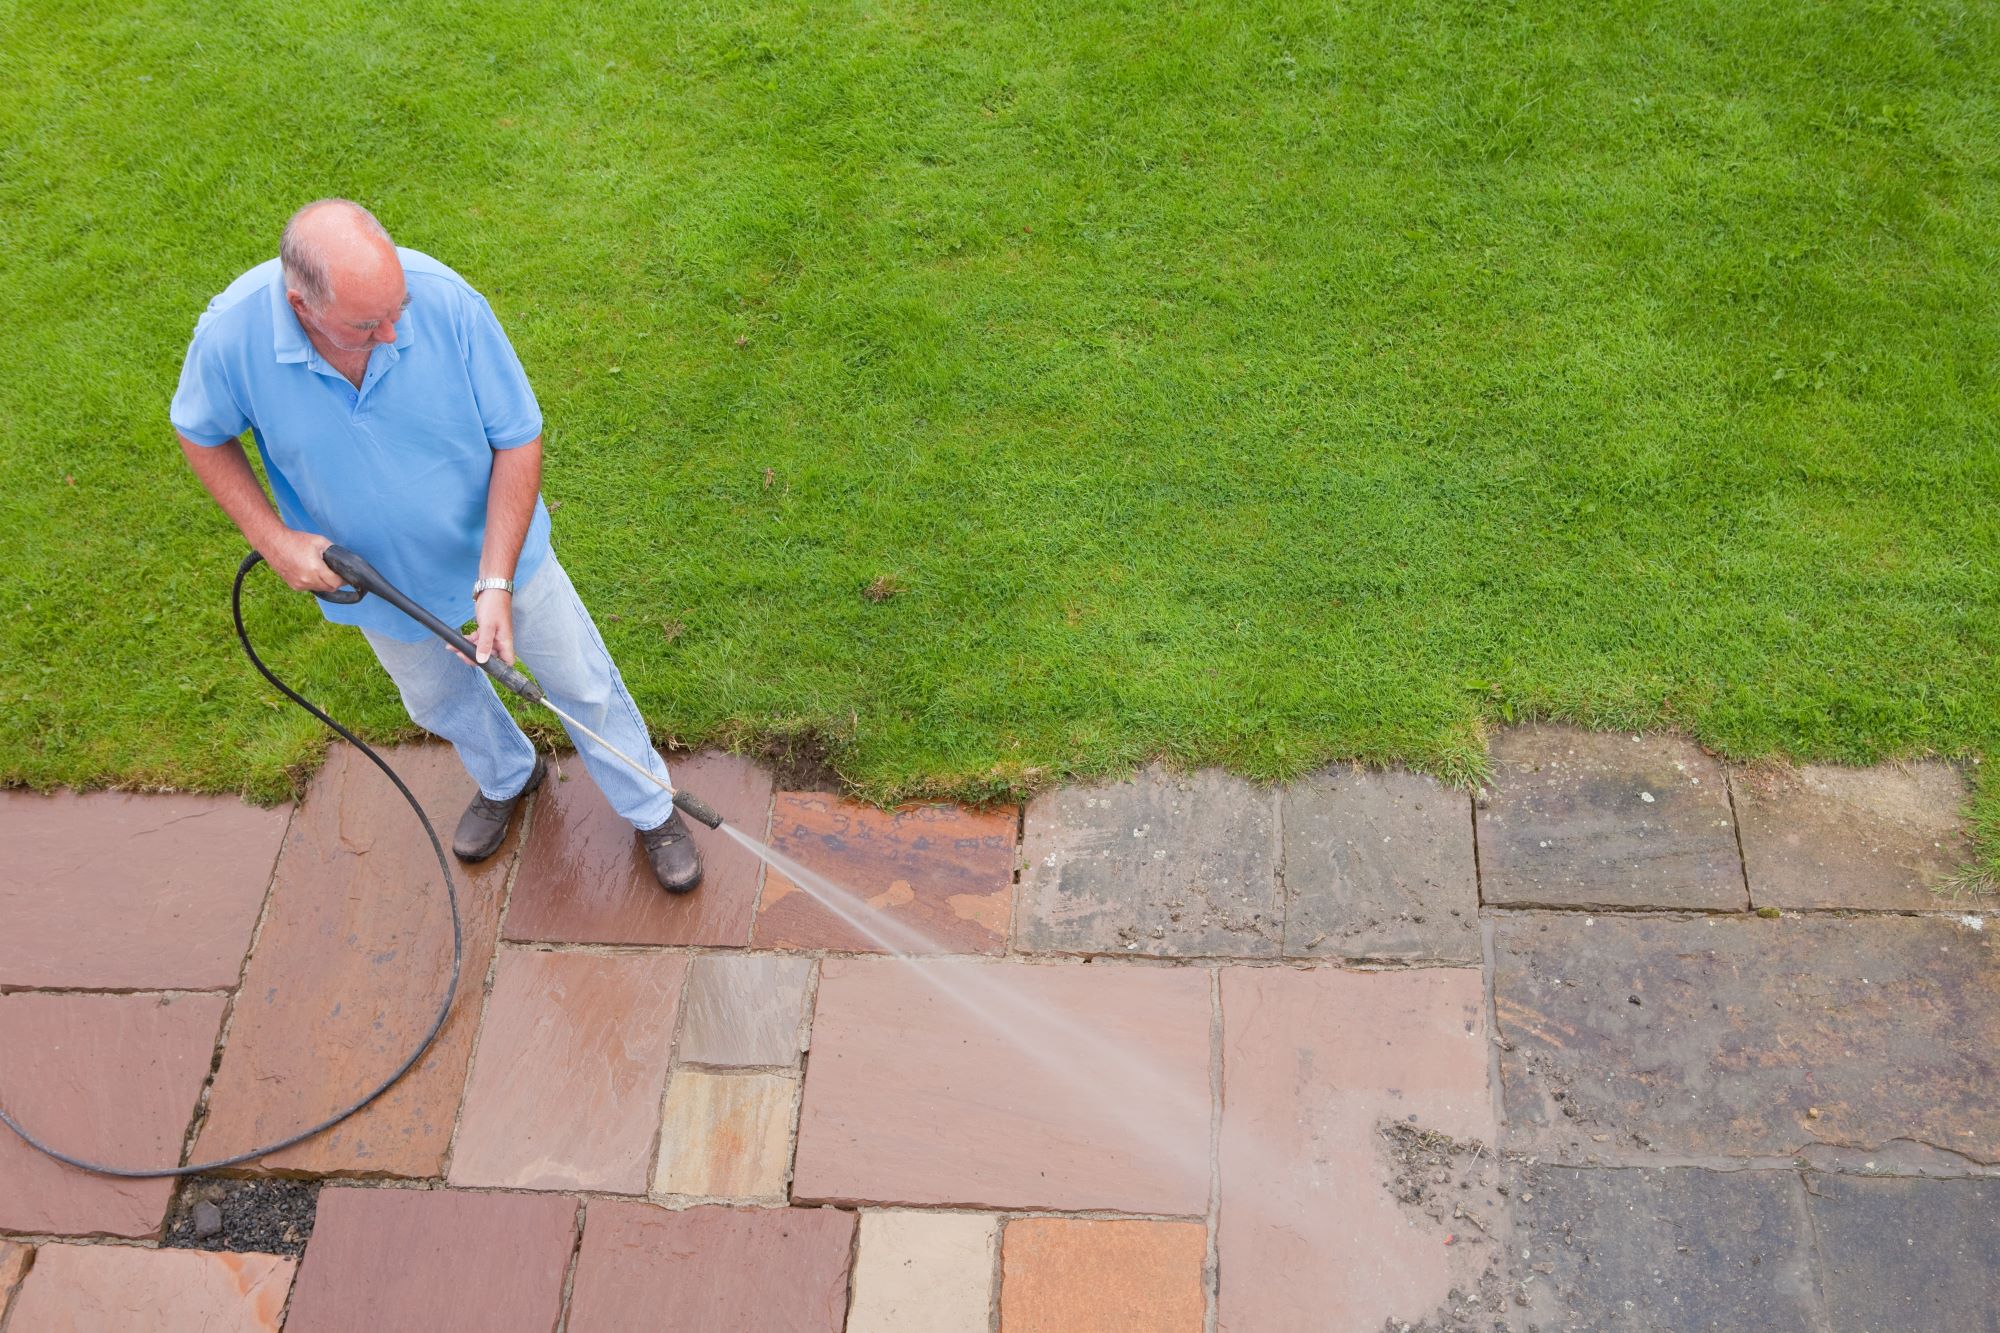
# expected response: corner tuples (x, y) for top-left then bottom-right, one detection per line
(1478, 725), (1745, 909)
(1282, 766), (1478, 962)
(1000, 1217), (1207, 1333)
(1492, 913), (2000, 1160)
(1017, 765), (1281, 958)
(653, 1069), (797, 1200)
(847, 1211), (998, 1333)
(505, 749), (771, 946)
(1735, 760), (1981, 910)
(195, 743), (516, 1176)
(1217, 966), (1494, 1331)
(0, 788), (288, 989)
(448, 947), (685, 1192)
(0, 991), (227, 1238)
(754, 793), (1016, 954)
(793, 957), (1212, 1214)
(1804, 1173), (2000, 1330)
(6, 1244), (294, 1333)
(1512, 1166), (1821, 1330)
(282, 1186), (576, 1333)
(565, 1201), (856, 1333)
(676, 953), (813, 1067)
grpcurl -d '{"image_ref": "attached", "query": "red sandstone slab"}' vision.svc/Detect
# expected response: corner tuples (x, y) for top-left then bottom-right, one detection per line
(0, 789), (288, 989)
(1, 1240), (28, 1316)
(566, 1201), (856, 1333)
(754, 794), (1015, 955)
(0, 991), (226, 1238)
(194, 744), (516, 1176)
(794, 958), (1211, 1213)
(448, 948), (686, 1191)
(284, 1186), (576, 1333)
(7, 1243), (293, 1332)
(1218, 967), (1493, 1331)
(505, 750), (770, 945)
(1000, 1218), (1207, 1332)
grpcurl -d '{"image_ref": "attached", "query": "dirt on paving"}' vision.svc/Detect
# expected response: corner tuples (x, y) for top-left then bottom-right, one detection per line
(162, 1176), (319, 1257)
(1377, 1121), (1536, 1333)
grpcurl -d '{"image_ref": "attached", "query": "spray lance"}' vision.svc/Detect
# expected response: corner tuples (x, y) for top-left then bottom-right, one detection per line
(0, 545), (721, 1179)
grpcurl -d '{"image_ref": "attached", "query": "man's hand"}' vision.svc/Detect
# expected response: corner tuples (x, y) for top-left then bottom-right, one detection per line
(471, 588), (515, 666)
(264, 528), (341, 593)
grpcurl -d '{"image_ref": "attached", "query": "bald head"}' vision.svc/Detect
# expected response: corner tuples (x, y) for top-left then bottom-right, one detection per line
(280, 200), (408, 355)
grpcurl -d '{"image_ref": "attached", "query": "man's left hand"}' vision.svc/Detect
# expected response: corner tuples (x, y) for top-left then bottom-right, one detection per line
(471, 588), (515, 666)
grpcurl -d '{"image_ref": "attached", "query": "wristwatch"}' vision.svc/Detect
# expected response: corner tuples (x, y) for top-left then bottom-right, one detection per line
(473, 576), (515, 596)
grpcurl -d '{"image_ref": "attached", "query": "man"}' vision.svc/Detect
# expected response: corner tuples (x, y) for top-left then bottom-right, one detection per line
(171, 199), (701, 892)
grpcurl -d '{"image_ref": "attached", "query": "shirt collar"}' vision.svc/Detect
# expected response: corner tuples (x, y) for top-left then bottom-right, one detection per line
(267, 264), (420, 364)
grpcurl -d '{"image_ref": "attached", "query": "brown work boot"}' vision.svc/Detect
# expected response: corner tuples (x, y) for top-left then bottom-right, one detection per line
(452, 756), (546, 862)
(638, 811), (703, 894)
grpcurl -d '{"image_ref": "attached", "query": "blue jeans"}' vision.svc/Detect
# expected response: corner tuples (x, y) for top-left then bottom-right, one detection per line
(363, 556), (675, 830)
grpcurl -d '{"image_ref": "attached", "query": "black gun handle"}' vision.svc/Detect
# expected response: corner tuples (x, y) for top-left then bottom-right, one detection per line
(321, 545), (545, 704)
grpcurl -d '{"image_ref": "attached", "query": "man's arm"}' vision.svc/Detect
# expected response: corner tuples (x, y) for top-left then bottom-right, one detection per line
(177, 433), (341, 592)
(470, 436), (542, 665)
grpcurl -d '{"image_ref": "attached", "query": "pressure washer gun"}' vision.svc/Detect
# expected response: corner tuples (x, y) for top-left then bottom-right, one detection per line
(314, 543), (725, 830)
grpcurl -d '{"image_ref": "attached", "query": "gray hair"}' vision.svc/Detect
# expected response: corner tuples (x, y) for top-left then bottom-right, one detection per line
(279, 199), (394, 309)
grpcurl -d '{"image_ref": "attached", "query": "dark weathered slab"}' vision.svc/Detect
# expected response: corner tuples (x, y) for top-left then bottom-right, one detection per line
(1282, 767), (1478, 961)
(1478, 726), (1745, 909)
(1805, 1173), (2000, 1331)
(283, 1187), (576, 1333)
(1018, 766), (1281, 958)
(0, 789), (288, 989)
(1493, 913), (2000, 1160)
(1736, 761), (1981, 911)
(566, 1202), (855, 1333)
(1512, 1166), (1820, 1330)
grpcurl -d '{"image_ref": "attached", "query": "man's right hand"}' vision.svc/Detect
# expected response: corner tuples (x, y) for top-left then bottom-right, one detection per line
(264, 528), (343, 593)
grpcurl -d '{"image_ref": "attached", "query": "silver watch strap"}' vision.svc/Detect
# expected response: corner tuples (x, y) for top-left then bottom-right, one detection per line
(473, 576), (515, 596)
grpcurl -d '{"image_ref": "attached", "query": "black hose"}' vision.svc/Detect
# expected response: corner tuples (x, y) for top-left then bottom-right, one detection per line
(0, 551), (463, 1178)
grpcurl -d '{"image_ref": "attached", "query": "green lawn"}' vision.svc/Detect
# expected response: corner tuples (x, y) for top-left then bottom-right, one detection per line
(2, 1), (1996, 875)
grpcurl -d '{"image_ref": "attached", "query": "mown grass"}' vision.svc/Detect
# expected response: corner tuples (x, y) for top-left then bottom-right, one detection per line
(1, 0), (1996, 870)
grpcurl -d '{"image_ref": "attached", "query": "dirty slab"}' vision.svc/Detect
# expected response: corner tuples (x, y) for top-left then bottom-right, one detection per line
(677, 953), (814, 1067)
(282, 1186), (576, 1333)
(195, 744), (515, 1176)
(0, 991), (226, 1238)
(1017, 765), (1281, 958)
(1000, 1217), (1207, 1333)
(565, 1201), (856, 1333)
(1512, 1165), (1821, 1331)
(847, 1210), (998, 1333)
(505, 749), (770, 946)
(1282, 766), (1478, 961)
(164, 1177), (318, 1257)
(448, 948), (685, 1192)
(1492, 913), (2000, 1160)
(1805, 1173), (2000, 1331)
(793, 957), (1212, 1214)
(6, 1244), (294, 1333)
(0, 788), (288, 990)
(754, 793), (1016, 954)
(1217, 966), (1494, 1330)
(1735, 761), (1982, 910)
(1478, 726), (1744, 909)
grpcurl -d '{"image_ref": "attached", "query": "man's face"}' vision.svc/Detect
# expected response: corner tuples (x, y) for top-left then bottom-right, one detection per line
(290, 269), (409, 355)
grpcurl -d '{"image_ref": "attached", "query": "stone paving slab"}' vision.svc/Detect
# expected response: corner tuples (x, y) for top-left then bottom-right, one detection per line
(794, 957), (1212, 1213)
(1217, 966), (1493, 1331)
(1493, 913), (2000, 1161)
(0, 1240), (27, 1318)
(1512, 1165), (1821, 1331)
(283, 1185), (577, 1333)
(194, 744), (515, 1176)
(1478, 726), (1745, 909)
(755, 794), (1015, 954)
(1282, 766), (1479, 961)
(1805, 1173), (2000, 1331)
(0, 991), (226, 1238)
(677, 953), (814, 1067)
(505, 749), (770, 946)
(1000, 1217), (1206, 1333)
(1736, 761), (1980, 910)
(847, 1210), (997, 1333)
(0, 789), (288, 989)
(6, 1243), (294, 1332)
(654, 1069), (797, 1200)
(1018, 765), (1281, 958)
(565, 1201), (856, 1333)
(449, 947), (686, 1192)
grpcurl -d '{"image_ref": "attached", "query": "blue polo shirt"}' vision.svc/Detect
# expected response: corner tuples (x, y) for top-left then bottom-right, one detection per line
(171, 248), (552, 642)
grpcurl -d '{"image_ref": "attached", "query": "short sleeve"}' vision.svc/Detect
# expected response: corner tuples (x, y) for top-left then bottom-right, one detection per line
(169, 330), (250, 447)
(464, 294), (543, 448)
